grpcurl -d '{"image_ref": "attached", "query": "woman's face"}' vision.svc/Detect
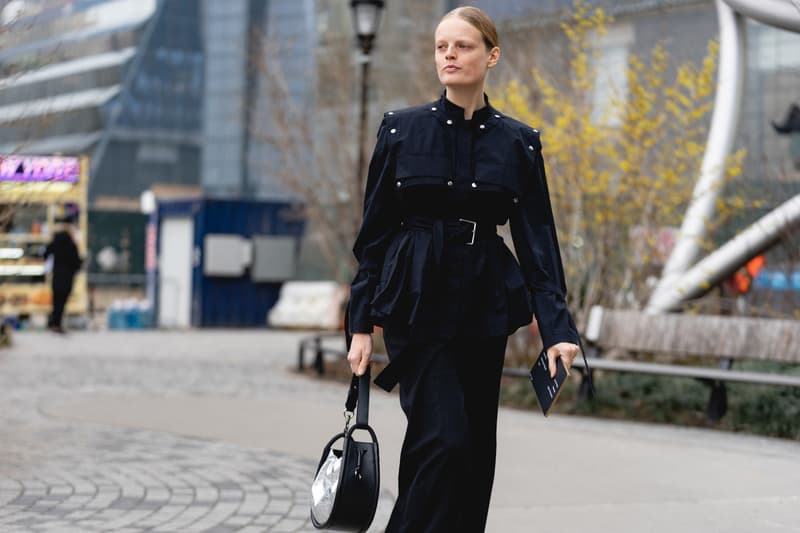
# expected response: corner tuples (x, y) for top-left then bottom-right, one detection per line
(434, 16), (498, 89)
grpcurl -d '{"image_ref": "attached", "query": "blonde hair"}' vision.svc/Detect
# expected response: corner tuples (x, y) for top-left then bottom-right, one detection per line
(440, 6), (499, 50)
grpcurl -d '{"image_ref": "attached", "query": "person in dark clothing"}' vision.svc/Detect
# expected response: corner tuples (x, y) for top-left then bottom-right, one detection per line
(345, 6), (581, 532)
(44, 222), (82, 333)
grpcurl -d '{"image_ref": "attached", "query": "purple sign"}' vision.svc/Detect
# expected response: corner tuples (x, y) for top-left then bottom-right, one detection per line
(0, 156), (80, 183)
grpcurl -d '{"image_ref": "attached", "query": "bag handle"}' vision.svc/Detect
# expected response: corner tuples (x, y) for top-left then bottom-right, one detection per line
(343, 300), (370, 428)
(345, 368), (370, 425)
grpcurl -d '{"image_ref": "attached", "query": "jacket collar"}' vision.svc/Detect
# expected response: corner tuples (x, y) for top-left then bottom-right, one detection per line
(435, 88), (500, 128)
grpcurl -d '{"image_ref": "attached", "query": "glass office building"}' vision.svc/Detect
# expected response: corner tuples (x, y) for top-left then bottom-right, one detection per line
(0, 0), (314, 203)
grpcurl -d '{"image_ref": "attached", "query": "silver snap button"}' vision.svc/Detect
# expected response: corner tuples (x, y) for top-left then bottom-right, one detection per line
(494, 114), (501, 118)
(447, 180), (453, 186)
(390, 128), (397, 134)
(479, 124), (485, 130)
(471, 182), (477, 188)
(446, 119), (453, 125)
(387, 111), (394, 115)
(533, 128), (539, 133)
(431, 107), (437, 111)
(513, 197), (519, 204)
(396, 181), (401, 187)
(528, 145), (534, 151)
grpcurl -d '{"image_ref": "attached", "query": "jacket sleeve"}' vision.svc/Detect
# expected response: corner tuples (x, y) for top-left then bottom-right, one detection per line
(508, 131), (580, 349)
(348, 116), (398, 334)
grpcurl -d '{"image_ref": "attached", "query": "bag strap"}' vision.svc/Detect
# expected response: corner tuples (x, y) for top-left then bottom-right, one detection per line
(343, 300), (370, 426)
(345, 368), (371, 425)
(575, 334), (595, 396)
(569, 314), (595, 396)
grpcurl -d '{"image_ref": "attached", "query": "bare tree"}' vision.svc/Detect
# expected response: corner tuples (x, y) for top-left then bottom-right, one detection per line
(251, 18), (438, 282)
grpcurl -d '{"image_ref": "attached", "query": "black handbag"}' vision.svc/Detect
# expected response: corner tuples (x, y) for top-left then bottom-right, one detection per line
(310, 307), (380, 532)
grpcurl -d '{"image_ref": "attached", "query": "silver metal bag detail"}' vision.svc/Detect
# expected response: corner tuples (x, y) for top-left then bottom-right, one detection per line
(310, 448), (342, 524)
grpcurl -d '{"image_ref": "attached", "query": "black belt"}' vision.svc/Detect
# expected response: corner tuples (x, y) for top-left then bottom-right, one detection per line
(401, 214), (497, 270)
(371, 216), (497, 393)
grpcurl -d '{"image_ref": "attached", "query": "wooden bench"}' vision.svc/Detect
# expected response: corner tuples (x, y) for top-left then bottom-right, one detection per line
(577, 306), (800, 420)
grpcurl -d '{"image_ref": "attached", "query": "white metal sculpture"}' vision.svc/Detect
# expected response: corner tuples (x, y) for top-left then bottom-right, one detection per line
(646, 0), (800, 313)
(650, 194), (800, 310)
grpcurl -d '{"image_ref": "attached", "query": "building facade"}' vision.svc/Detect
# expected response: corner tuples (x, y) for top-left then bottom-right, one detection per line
(0, 0), (314, 204)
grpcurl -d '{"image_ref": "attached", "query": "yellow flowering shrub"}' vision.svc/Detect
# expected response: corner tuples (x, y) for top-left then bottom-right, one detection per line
(492, 0), (747, 321)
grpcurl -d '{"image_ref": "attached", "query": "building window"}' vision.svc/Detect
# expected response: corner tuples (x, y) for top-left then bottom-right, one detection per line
(590, 23), (633, 127)
(753, 22), (800, 71)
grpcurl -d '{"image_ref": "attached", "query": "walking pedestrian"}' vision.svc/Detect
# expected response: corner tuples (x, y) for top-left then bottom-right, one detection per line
(45, 219), (82, 333)
(346, 6), (582, 532)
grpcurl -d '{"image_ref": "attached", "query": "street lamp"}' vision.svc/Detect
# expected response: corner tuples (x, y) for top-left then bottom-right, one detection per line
(350, 0), (385, 195)
(351, 0), (384, 55)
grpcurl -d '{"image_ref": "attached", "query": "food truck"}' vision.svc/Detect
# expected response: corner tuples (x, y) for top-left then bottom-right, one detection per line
(0, 155), (89, 325)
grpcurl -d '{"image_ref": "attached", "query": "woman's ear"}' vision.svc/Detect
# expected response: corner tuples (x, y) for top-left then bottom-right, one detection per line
(488, 46), (500, 69)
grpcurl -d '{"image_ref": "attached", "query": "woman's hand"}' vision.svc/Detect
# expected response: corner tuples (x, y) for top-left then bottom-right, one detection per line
(347, 333), (373, 376)
(546, 342), (580, 378)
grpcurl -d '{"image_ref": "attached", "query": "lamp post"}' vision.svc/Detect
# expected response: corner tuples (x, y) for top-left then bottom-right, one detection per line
(350, 0), (385, 196)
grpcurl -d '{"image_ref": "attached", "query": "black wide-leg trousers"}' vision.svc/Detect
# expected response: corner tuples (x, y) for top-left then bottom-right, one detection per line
(382, 327), (508, 533)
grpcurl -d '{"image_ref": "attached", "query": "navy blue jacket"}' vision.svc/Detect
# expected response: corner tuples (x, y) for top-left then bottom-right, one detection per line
(348, 90), (579, 349)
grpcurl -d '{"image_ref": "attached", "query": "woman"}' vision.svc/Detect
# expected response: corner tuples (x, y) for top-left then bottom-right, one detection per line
(346, 6), (581, 532)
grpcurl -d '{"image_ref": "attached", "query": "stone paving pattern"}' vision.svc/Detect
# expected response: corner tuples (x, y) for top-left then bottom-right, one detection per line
(0, 331), (393, 532)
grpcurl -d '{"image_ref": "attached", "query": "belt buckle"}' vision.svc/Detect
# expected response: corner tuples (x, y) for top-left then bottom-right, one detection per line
(458, 218), (477, 245)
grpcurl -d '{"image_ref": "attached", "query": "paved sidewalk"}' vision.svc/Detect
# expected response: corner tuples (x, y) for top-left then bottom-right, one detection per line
(1, 330), (799, 532)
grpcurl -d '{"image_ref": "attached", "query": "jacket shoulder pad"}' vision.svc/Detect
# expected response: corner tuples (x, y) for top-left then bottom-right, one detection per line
(383, 101), (439, 120)
(500, 115), (542, 148)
